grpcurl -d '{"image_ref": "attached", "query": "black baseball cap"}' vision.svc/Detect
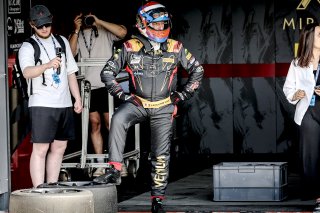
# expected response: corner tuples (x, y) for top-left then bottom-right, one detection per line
(29, 5), (52, 27)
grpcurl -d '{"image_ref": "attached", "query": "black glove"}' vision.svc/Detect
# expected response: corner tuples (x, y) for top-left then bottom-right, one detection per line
(170, 90), (191, 105)
(109, 83), (142, 107)
(110, 86), (125, 100)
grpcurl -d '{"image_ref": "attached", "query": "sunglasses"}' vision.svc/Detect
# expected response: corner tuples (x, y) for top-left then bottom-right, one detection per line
(35, 23), (52, 29)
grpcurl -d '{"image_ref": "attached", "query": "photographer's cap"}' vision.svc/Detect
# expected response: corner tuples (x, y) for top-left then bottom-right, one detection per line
(30, 5), (52, 27)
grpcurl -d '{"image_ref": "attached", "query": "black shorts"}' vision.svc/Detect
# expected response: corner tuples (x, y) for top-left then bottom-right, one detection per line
(90, 87), (109, 113)
(29, 107), (75, 143)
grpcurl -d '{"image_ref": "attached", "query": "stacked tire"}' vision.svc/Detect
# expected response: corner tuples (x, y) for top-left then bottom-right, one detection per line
(10, 188), (94, 213)
(38, 181), (117, 213)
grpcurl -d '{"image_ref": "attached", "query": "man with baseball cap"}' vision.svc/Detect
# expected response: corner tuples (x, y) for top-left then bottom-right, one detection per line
(29, 5), (53, 29)
(19, 5), (83, 187)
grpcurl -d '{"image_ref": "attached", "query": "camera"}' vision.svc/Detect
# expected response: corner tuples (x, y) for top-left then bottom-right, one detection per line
(55, 47), (62, 75)
(83, 16), (94, 27)
(55, 47), (62, 58)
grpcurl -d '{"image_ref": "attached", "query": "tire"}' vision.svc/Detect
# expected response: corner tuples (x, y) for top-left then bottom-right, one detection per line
(59, 168), (72, 181)
(10, 188), (94, 213)
(39, 181), (117, 213)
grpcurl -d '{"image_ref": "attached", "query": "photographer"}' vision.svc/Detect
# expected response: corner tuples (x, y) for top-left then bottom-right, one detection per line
(69, 11), (127, 177)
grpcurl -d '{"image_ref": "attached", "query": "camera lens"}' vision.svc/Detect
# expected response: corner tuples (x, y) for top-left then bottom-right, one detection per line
(84, 16), (94, 26)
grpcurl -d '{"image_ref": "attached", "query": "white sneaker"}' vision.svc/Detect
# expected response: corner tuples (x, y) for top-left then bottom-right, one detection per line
(93, 167), (105, 177)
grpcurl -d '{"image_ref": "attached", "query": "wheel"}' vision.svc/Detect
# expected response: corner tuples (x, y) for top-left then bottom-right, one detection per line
(10, 188), (94, 213)
(38, 181), (117, 213)
(59, 169), (71, 181)
(84, 167), (94, 179)
(128, 160), (137, 178)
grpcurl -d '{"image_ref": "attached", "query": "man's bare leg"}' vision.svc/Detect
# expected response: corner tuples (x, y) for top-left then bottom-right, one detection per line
(30, 143), (50, 187)
(46, 140), (67, 183)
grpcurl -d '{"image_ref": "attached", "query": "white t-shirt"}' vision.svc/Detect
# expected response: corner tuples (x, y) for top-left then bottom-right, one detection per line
(77, 26), (119, 89)
(283, 59), (316, 125)
(19, 34), (79, 108)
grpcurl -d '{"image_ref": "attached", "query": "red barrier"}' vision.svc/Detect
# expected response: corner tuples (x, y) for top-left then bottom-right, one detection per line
(8, 54), (15, 88)
(11, 133), (32, 191)
(181, 63), (290, 78)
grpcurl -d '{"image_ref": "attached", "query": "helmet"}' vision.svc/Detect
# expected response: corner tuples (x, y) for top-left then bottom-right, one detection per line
(136, 1), (171, 43)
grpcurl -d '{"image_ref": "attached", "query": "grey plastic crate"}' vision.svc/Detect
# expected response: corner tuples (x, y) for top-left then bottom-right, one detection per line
(213, 162), (288, 201)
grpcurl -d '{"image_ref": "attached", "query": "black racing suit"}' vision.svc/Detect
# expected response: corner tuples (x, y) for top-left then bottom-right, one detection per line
(100, 35), (204, 197)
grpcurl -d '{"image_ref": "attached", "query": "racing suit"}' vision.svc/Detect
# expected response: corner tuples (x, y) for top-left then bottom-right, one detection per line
(100, 35), (204, 197)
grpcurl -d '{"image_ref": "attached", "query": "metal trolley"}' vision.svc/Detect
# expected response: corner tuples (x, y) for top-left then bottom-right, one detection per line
(60, 58), (140, 180)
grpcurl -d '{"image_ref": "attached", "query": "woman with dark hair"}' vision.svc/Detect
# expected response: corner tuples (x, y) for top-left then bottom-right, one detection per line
(283, 22), (320, 200)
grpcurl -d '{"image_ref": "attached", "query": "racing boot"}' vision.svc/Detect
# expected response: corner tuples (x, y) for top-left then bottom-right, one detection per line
(93, 165), (121, 185)
(151, 197), (165, 213)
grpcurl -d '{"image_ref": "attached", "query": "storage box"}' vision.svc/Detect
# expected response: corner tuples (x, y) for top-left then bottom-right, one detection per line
(213, 162), (288, 201)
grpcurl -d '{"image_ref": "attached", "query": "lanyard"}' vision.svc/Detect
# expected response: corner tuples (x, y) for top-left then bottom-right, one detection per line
(315, 65), (320, 81)
(34, 34), (60, 86)
(34, 34), (57, 61)
(312, 64), (320, 104)
(81, 29), (94, 57)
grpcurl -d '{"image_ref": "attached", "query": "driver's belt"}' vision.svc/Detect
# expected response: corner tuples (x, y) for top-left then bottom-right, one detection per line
(136, 96), (171, 109)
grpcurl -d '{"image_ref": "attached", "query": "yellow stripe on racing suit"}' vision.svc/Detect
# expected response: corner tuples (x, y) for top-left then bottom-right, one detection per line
(137, 96), (171, 108)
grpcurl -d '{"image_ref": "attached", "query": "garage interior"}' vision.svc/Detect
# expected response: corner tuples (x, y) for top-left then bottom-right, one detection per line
(2, 0), (320, 212)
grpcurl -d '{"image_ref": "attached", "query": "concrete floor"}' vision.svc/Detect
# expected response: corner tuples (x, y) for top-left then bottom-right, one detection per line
(117, 168), (316, 212)
(61, 148), (318, 212)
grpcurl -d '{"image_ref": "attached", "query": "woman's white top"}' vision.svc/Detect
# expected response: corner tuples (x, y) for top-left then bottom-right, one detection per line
(283, 59), (317, 125)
